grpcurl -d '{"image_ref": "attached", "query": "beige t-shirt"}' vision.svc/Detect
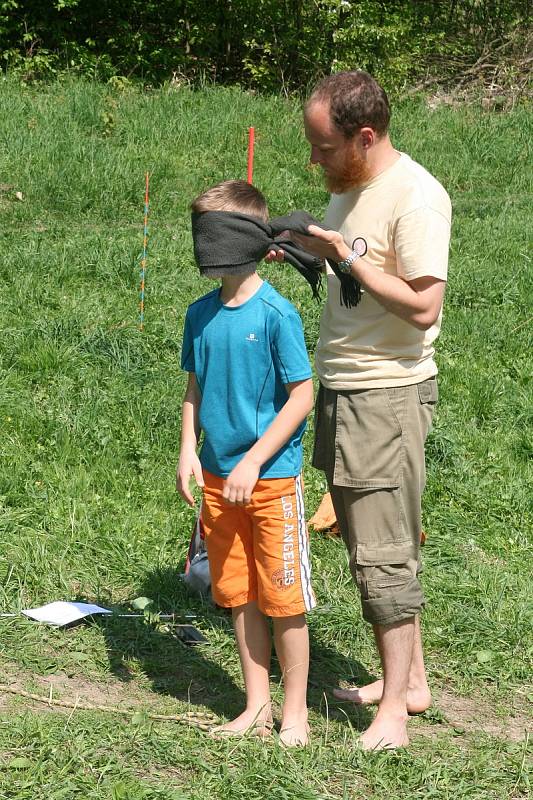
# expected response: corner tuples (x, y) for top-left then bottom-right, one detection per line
(315, 152), (452, 390)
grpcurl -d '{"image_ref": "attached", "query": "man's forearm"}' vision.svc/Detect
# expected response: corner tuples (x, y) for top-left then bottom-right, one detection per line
(351, 259), (446, 330)
(294, 227), (445, 331)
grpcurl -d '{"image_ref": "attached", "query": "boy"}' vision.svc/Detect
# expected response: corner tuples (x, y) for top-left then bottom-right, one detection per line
(177, 180), (316, 746)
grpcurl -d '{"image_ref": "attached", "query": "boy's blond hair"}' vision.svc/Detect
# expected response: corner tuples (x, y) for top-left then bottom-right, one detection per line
(191, 179), (268, 222)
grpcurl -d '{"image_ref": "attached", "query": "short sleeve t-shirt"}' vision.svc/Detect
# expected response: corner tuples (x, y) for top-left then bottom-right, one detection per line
(181, 280), (312, 478)
(315, 153), (452, 390)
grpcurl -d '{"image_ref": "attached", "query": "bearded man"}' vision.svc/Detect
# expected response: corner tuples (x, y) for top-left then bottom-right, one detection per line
(275, 70), (451, 750)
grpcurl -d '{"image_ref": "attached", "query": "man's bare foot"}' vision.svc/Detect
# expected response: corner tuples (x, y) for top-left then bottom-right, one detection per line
(333, 679), (431, 714)
(279, 712), (310, 747)
(211, 708), (273, 739)
(358, 711), (409, 751)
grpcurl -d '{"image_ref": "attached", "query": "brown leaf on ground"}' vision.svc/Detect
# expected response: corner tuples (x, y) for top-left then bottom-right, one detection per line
(308, 492), (339, 534)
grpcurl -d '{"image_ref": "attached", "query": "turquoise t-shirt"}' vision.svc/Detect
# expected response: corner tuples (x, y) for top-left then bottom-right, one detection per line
(181, 281), (312, 478)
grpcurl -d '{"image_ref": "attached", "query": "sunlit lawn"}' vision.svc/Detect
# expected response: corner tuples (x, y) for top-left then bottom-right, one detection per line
(0, 78), (530, 799)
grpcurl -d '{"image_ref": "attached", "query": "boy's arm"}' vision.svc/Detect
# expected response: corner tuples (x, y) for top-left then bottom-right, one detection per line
(222, 378), (314, 505)
(176, 372), (205, 506)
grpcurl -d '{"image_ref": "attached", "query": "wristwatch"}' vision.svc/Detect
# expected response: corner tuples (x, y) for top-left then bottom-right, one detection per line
(337, 237), (367, 274)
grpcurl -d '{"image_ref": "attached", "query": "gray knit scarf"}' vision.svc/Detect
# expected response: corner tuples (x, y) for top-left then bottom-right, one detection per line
(191, 210), (361, 308)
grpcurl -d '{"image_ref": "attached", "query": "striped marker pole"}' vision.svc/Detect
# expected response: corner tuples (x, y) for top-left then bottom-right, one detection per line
(247, 127), (255, 184)
(139, 172), (150, 331)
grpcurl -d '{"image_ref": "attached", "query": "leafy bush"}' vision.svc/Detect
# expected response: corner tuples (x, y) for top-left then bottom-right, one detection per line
(0, 1), (529, 92)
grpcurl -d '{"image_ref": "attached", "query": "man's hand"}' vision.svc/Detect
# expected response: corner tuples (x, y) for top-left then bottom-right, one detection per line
(264, 225), (350, 265)
(291, 225), (351, 263)
(176, 449), (205, 506)
(222, 456), (260, 505)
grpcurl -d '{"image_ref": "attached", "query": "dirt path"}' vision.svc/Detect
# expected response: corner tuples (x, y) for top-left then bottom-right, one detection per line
(0, 670), (530, 743)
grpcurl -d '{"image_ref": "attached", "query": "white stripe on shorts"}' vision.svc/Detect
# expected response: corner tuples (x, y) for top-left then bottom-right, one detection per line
(295, 475), (316, 612)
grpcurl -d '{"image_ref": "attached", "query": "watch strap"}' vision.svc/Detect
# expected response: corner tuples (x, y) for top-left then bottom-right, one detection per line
(337, 249), (360, 273)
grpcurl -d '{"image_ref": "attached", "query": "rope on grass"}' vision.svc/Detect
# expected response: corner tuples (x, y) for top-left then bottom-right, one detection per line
(0, 684), (216, 731)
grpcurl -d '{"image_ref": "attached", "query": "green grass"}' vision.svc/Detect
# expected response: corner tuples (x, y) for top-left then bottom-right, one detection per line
(0, 77), (531, 798)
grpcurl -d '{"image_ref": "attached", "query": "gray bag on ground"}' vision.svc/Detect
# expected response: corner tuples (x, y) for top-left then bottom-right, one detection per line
(182, 512), (211, 600)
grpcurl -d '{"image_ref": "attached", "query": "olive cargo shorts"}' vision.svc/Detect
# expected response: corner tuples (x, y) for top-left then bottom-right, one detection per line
(312, 378), (438, 626)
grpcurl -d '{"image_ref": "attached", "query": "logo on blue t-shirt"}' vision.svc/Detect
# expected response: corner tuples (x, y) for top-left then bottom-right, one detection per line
(245, 332), (259, 342)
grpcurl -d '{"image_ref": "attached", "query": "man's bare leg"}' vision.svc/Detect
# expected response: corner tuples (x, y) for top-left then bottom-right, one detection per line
(273, 614), (310, 746)
(212, 601), (273, 736)
(359, 617), (414, 750)
(334, 615), (431, 713)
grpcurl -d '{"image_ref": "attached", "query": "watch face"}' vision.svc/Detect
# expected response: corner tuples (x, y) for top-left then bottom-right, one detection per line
(351, 237), (368, 257)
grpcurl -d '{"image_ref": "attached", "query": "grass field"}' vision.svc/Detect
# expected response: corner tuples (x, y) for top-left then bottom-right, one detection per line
(0, 77), (531, 799)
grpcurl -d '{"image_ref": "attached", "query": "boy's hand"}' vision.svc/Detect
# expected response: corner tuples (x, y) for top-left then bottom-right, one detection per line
(176, 449), (205, 506)
(223, 457), (260, 505)
(264, 248), (285, 263)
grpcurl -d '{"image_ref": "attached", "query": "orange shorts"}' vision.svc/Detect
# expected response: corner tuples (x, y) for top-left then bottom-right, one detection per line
(201, 470), (316, 617)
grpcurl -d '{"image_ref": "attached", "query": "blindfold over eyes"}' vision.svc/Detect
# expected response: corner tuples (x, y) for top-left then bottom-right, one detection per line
(191, 210), (361, 308)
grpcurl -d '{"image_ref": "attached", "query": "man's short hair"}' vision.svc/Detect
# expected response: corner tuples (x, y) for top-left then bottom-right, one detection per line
(307, 70), (391, 138)
(191, 180), (268, 222)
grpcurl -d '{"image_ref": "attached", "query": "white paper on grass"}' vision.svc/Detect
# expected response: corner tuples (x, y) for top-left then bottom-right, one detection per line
(21, 601), (112, 627)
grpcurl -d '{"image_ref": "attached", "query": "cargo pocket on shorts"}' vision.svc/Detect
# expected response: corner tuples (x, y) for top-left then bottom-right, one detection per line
(417, 378), (438, 450)
(355, 542), (417, 600)
(417, 378), (438, 406)
(355, 542), (414, 570)
(355, 542), (421, 625)
(333, 388), (403, 489)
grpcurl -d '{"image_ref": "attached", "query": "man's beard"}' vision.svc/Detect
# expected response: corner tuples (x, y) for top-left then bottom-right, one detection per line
(324, 148), (371, 193)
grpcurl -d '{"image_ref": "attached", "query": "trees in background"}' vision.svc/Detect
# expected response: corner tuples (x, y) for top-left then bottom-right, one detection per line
(0, 0), (529, 92)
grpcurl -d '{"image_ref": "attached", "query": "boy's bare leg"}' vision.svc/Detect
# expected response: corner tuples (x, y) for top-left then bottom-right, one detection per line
(212, 601), (273, 736)
(273, 614), (310, 746)
(358, 617), (414, 750)
(333, 615), (431, 713)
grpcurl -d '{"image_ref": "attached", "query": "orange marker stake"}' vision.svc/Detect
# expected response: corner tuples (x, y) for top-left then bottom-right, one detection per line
(247, 126), (255, 184)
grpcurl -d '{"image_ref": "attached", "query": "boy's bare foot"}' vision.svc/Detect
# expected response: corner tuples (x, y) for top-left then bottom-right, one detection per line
(333, 679), (431, 714)
(279, 712), (310, 747)
(358, 711), (409, 751)
(211, 708), (273, 739)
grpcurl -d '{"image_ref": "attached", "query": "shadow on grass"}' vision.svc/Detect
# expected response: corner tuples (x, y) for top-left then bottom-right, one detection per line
(96, 568), (243, 721)
(97, 565), (374, 731)
(306, 631), (374, 732)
